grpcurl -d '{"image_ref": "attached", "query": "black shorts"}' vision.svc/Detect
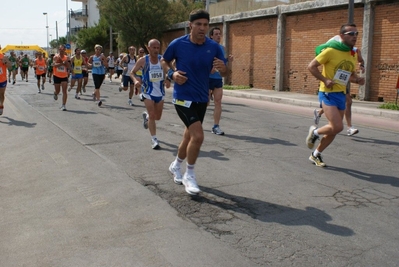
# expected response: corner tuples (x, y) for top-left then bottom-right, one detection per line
(21, 67), (29, 72)
(53, 75), (68, 84)
(82, 70), (89, 78)
(92, 74), (105, 89)
(174, 102), (208, 128)
(36, 73), (46, 80)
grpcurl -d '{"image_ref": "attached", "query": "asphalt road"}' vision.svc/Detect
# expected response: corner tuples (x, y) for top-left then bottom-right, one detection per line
(1, 72), (398, 267)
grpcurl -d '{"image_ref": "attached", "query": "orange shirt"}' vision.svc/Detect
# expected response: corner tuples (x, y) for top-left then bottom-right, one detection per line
(0, 53), (7, 83)
(35, 58), (47, 75)
(53, 54), (68, 78)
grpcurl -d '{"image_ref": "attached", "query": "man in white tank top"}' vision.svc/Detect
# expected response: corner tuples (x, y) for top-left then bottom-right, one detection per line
(119, 46), (138, 106)
(107, 52), (115, 83)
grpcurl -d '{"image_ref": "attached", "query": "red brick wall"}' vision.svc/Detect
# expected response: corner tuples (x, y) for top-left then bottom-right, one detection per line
(285, 7), (363, 95)
(161, 2), (399, 102)
(370, 2), (399, 102)
(229, 18), (277, 88)
(161, 29), (186, 53)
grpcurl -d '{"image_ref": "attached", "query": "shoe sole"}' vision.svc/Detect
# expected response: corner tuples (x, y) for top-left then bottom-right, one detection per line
(211, 129), (225, 135)
(306, 126), (316, 149)
(168, 166), (182, 185)
(152, 144), (160, 150)
(347, 130), (359, 136)
(309, 155), (326, 167)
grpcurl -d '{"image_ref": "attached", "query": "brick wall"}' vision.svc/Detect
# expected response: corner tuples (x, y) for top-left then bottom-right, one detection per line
(370, 1), (399, 102)
(285, 7), (363, 95)
(161, 1), (399, 102)
(229, 18), (277, 88)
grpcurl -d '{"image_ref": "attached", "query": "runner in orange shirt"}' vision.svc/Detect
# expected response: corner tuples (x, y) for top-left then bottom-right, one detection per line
(53, 45), (70, 111)
(34, 52), (47, 93)
(0, 49), (13, 115)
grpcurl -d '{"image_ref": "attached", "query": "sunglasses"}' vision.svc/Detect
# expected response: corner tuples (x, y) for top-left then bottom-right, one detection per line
(343, 31), (359, 36)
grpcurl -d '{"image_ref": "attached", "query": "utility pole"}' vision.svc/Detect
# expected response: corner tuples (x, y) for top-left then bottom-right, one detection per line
(110, 26), (113, 53)
(348, 0), (354, 23)
(206, 0), (210, 12)
(56, 21), (59, 45)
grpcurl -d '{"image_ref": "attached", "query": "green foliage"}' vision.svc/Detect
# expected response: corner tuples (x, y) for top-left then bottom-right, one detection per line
(75, 18), (110, 53)
(167, 0), (204, 24)
(97, 0), (170, 53)
(223, 85), (252, 90)
(378, 102), (399, 110)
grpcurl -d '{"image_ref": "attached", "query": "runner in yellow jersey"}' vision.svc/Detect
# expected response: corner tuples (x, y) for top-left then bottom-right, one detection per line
(68, 48), (85, 99)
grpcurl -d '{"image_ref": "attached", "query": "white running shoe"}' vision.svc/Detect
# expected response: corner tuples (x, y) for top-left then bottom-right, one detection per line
(53, 93), (58, 100)
(68, 86), (72, 92)
(169, 162), (182, 184)
(128, 99), (133, 106)
(75, 94), (80, 99)
(313, 109), (321, 125)
(61, 105), (67, 111)
(119, 83), (123, 92)
(211, 126), (225, 135)
(182, 173), (200, 195)
(306, 125), (318, 149)
(151, 138), (160, 150)
(142, 112), (149, 129)
(347, 127), (359, 136)
(38, 89), (41, 93)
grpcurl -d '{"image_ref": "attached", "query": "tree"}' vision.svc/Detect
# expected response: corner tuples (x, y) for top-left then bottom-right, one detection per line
(97, 0), (171, 53)
(75, 18), (110, 53)
(168, 0), (204, 24)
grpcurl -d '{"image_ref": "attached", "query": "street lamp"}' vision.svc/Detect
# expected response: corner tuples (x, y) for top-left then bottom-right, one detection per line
(43, 12), (49, 56)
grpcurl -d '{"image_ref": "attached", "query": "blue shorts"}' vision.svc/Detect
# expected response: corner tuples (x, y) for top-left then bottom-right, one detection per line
(142, 93), (164, 103)
(122, 75), (133, 87)
(209, 78), (223, 90)
(318, 91), (346, 111)
(72, 73), (83, 79)
(0, 81), (7, 88)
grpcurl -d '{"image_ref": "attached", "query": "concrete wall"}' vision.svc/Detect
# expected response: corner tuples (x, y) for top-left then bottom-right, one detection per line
(162, 0), (399, 102)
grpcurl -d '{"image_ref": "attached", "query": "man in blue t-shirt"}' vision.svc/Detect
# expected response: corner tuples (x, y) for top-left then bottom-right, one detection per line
(162, 9), (227, 195)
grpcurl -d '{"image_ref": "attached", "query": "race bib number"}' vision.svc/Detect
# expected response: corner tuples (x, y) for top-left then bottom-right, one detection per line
(74, 66), (82, 71)
(149, 69), (163, 82)
(57, 66), (66, 72)
(93, 61), (101, 67)
(38, 66), (45, 71)
(333, 69), (351, 86)
(173, 99), (192, 108)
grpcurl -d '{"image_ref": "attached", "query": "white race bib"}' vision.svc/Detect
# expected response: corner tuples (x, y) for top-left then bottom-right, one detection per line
(173, 99), (192, 108)
(38, 66), (45, 71)
(333, 69), (351, 86)
(74, 66), (82, 71)
(57, 66), (66, 72)
(93, 61), (101, 67)
(149, 69), (163, 82)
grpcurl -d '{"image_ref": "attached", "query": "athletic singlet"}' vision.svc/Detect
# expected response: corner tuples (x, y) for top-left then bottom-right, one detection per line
(8, 56), (17, 70)
(21, 57), (30, 68)
(47, 58), (53, 71)
(108, 56), (115, 67)
(91, 55), (105, 75)
(82, 57), (88, 72)
(72, 56), (83, 74)
(35, 58), (46, 75)
(123, 55), (136, 76)
(0, 53), (7, 83)
(141, 55), (164, 97)
(53, 54), (68, 78)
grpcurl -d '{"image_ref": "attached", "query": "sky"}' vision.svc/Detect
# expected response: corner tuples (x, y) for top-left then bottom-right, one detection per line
(0, 0), (81, 49)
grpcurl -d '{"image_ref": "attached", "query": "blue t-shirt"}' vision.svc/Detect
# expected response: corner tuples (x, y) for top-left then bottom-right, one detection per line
(209, 44), (226, 80)
(92, 55), (105, 75)
(163, 34), (226, 103)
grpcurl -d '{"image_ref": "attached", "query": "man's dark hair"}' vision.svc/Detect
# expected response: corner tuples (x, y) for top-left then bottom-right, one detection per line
(209, 27), (221, 38)
(340, 23), (357, 34)
(189, 9), (210, 22)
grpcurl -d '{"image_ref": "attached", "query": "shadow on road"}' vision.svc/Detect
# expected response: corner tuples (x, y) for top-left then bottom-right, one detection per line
(0, 116), (37, 128)
(350, 136), (399, 146)
(326, 166), (399, 187)
(199, 186), (355, 236)
(224, 133), (296, 146)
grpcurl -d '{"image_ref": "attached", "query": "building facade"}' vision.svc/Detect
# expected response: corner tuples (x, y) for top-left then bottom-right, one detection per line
(70, 0), (100, 36)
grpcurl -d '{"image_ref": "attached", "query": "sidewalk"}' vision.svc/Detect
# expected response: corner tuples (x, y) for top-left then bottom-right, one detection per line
(223, 89), (399, 121)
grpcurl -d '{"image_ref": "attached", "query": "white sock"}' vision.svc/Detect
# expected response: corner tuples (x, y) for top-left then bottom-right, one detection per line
(173, 157), (183, 169)
(151, 135), (157, 141)
(186, 163), (195, 176)
(313, 129), (320, 137)
(313, 149), (320, 157)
